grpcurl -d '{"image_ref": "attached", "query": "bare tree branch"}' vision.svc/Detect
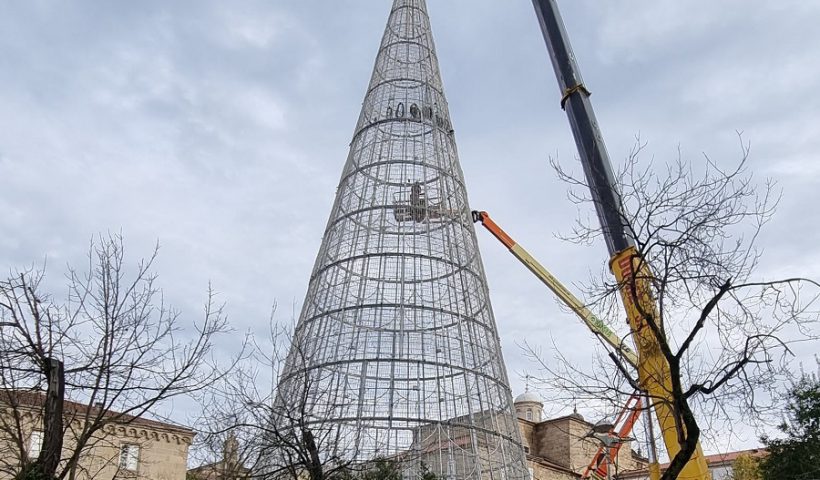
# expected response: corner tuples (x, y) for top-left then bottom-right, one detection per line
(529, 138), (819, 480)
(0, 234), (231, 480)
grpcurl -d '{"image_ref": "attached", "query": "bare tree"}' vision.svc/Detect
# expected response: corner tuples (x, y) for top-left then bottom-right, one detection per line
(192, 310), (357, 480)
(524, 137), (820, 479)
(0, 234), (229, 480)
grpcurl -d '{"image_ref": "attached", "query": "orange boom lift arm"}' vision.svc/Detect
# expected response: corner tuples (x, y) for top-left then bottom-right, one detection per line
(471, 211), (638, 369)
(472, 210), (642, 480)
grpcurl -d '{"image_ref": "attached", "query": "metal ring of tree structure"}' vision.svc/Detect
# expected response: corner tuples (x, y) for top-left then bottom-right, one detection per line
(275, 2), (529, 479)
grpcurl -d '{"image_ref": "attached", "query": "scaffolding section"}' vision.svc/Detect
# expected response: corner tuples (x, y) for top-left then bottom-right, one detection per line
(277, 1), (530, 478)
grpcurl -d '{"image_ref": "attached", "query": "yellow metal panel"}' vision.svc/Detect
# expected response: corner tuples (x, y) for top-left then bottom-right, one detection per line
(649, 462), (662, 480)
(611, 246), (711, 480)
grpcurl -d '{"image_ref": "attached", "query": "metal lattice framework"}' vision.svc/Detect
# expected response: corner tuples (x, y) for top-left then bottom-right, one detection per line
(277, 1), (529, 478)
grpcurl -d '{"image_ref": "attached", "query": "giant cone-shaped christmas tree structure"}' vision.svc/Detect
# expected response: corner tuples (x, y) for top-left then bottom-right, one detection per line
(277, 1), (529, 478)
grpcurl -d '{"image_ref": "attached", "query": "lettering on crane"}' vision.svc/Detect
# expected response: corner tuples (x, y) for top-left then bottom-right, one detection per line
(615, 252), (657, 352)
(617, 253), (646, 338)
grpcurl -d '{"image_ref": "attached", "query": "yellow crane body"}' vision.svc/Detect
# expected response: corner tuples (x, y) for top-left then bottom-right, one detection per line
(611, 247), (711, 480)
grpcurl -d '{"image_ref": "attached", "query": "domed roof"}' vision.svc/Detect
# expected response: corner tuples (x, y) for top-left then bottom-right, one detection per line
(514, 391), (543, 405)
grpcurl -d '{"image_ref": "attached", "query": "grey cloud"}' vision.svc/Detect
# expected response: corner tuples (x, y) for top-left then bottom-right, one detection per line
(1, 0), (817, 453)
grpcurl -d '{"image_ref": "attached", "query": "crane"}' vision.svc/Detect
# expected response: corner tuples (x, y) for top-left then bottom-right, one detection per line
(530, 1), (711, 479)
(471, 210), (643, 480)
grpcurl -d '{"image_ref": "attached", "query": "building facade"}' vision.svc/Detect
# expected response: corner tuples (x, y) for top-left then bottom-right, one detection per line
(0, 390), (193, 480)
(513, 392), (648, 480)
(511, 392), (768, 480)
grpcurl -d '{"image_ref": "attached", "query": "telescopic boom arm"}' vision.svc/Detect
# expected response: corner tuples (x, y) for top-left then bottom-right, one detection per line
(530, 1), (711, 478)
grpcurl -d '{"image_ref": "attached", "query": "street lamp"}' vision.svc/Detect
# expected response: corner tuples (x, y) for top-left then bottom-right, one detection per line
(587, 420), (633, 480)
(592, 420), (615, 435)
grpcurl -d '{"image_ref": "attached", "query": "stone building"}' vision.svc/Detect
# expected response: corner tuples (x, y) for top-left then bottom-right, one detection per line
(513, 392), (648, 480)
(513, 392), (769, 480)
(406, 406), (524, 480)
(0, 390), (193, 480)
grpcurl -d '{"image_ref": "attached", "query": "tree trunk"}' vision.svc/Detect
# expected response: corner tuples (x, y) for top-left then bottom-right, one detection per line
(39, 358), (65, 478)
(302, 428), (323, 480)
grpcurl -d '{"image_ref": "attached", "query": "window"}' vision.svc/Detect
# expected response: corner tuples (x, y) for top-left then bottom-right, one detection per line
(523, 446), (530, 454)
(526, 409), (533, 421)
(28, 431), (43, 459)
(119, 444), (139, 472)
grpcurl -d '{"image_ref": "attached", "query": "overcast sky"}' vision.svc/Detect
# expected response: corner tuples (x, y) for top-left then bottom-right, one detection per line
(2, 0), (819, 455)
